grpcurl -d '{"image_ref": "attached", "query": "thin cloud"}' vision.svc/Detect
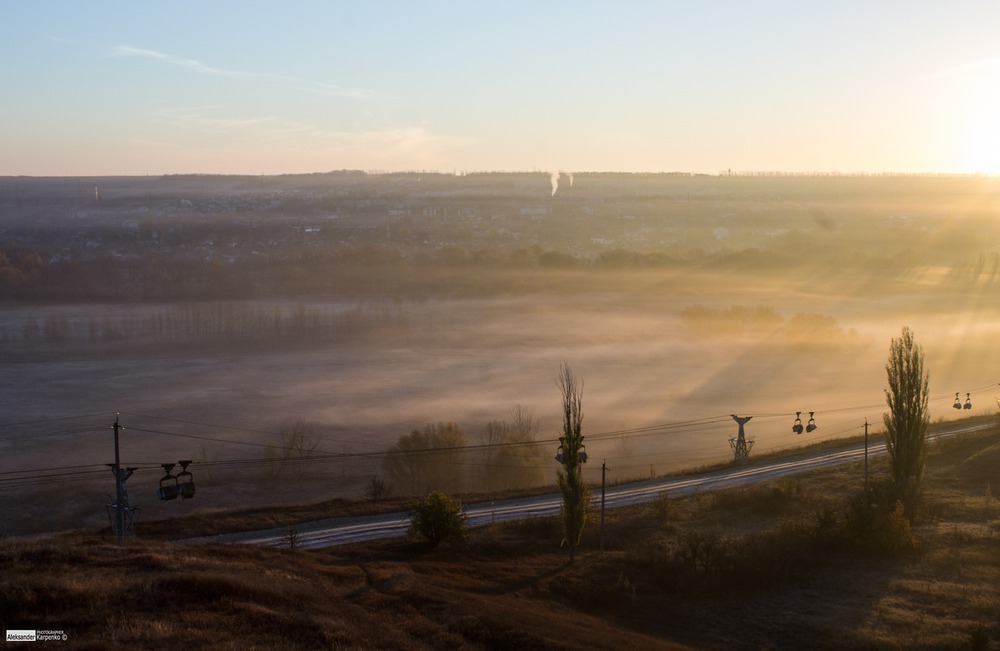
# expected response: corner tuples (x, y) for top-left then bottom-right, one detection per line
(113, 45), (240, 78)
(917, 56), (1000, 82)
(111, 45), (369, 98)
(47, 35), (85, 46)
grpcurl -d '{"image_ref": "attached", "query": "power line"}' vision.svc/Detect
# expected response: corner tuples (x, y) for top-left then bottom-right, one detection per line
(2, 377), (997, 489)
(123, 412), (388, 450)
(0, 412), (115, 429)
(124, 413), (281, 437)
(0, 425), (109, 442)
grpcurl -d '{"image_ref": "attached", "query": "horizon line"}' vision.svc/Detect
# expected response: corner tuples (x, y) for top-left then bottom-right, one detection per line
(4, 169), (1000, 180)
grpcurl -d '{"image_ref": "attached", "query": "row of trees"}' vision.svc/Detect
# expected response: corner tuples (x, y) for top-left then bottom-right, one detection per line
(6, 218), (988, 302)
(383, 411), (549, 497)
(7, 301), (407, 349)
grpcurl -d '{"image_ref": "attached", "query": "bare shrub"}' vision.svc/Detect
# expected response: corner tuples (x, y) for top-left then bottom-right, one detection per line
(265, 421), (323, 480)
(651, 494), (679, 521)
(285, 524), (300, 550)
(366, 475), (388, 503)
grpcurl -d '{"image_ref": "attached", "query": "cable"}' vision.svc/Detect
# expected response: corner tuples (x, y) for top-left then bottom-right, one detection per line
(0, 426), (110, 442)
(123, 412), (388, 449)
(0, 412), (115, 429)
(124, 413), (280, 437)
(3, 377), (997, 488)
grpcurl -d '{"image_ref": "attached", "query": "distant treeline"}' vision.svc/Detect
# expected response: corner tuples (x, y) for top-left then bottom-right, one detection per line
(4, 238), (1000, 304)
(4, 300), (407, 348)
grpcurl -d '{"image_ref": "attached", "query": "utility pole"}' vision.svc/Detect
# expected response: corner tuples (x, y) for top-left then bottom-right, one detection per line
(600, 460), (609, 552)
(112, 413), (124, 546)
(864, 418), (869, 496)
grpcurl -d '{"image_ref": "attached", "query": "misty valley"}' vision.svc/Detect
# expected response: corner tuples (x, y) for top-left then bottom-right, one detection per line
(2, 172), (999, 534)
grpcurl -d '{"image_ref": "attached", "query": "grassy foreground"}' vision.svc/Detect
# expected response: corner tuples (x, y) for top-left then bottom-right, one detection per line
(2, 426), (998, 650)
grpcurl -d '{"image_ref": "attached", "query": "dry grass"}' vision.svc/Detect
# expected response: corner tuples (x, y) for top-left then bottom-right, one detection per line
(3, 427), (998, 650)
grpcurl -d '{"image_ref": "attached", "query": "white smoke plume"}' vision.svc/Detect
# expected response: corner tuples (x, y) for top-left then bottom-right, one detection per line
(550, 171), (574, 196)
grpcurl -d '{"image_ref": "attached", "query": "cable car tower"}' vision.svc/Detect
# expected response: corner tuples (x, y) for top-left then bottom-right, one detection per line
(105, 465), (138, 540)
(106, 414), (138, 543)
(729, 414), (754, 464)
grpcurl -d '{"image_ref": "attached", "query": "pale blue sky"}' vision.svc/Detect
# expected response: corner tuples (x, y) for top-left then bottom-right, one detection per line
(3, 1), (1000, 175)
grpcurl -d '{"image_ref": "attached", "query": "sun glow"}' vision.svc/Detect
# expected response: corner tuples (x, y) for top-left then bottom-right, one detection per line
(949, 66), (1000, 175)
(956, 99), (1000, 175)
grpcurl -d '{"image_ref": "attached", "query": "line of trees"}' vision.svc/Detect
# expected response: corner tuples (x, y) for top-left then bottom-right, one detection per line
(6, 301), (408, 348)
(382, 408), (548, 498)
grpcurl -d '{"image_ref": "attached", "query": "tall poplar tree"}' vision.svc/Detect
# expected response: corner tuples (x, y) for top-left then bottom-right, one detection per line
(556, 363), (588, 563)
(883, 326), (929, 495)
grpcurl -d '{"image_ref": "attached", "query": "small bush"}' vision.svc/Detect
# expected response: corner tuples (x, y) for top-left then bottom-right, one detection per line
(628, 506), (847, 595)
(710, 479), (805, 516)
(367, 475), (388, 503)
(845, 482), (917, 555)
(651, 494), (679, 521)
(285, 524), (300, 550)
(409, 491), (467, 548)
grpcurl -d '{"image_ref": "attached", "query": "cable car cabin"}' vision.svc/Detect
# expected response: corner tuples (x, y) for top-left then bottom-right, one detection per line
(158, 463), (179, 501)
(793, 412), (804, 434)
(806, 412), (817, 432)
(159, 478), (179, 501)
(555, 445), (587, 464)
(177, 460), (195, 499)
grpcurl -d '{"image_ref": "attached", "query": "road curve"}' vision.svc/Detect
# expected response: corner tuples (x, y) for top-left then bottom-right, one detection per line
(184, 420), (992, 549)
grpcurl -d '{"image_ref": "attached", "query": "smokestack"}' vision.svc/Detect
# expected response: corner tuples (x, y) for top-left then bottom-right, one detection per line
(550, 171), (560, 196)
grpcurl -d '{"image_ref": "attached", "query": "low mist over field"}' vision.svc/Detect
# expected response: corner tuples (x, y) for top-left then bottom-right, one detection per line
(2, 172), (999, 533)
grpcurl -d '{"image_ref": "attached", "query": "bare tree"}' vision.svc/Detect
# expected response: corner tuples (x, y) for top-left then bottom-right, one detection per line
(505, 405), (545, 489)
(556, 364), (588, 563)
(480, 418), (509, 492)
(883, 326), (929, 498)
(265, 420), (323, 479)
(366, 475), (388, 503)
(479, 406), (545, 492)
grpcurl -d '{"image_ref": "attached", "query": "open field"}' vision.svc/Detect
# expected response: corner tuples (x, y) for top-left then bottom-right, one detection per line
(2, 173), (1000, 535)
(2, 421), (998, 650)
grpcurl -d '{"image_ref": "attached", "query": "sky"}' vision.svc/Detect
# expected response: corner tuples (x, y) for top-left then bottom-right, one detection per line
(3, 1), (1000, 177)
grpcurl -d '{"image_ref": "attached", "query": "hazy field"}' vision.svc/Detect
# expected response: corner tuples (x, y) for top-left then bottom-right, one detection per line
(2, 173), (999, 534)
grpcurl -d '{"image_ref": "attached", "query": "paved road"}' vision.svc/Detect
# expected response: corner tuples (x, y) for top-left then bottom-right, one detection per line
(185, 420), (992, 549)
